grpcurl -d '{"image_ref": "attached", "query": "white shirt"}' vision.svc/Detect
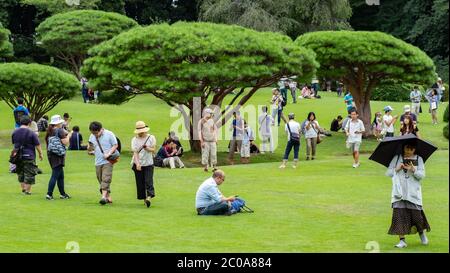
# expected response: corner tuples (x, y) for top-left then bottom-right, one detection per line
(345, 119), (365, 143)
(285, 120), (301, 141)
(131, 134), (156, 166)
(304, 120), (320, 138)
(383, 114), (395, 133)
(258, 113), (273, 136)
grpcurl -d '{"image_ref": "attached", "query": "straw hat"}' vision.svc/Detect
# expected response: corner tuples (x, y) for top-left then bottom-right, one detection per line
(49, 115), (64, 125)
(134, 121), (149, 134)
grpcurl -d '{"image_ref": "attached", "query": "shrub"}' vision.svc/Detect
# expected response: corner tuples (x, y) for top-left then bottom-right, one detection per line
(371, 82), (425, 102)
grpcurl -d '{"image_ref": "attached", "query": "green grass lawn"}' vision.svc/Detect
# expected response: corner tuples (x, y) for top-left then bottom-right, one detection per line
(0, 90), (448, 253)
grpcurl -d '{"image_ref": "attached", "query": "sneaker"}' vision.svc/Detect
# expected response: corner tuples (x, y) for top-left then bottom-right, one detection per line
(395, 240), (407, 248)
(21, 189), (26, 194)
(99, 198), (107, 205)
(292, 165), (297, 169)
(420, 233), (429, 245)
(60, 194), (71, 199)
(279, 164), (286, 169)
(24, 192), (32, 195)
(145, 198), (151, 208)
(46, 194), (54, 200)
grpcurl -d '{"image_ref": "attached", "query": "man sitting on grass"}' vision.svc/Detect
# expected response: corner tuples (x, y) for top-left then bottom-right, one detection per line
(195, 170), (237, 216)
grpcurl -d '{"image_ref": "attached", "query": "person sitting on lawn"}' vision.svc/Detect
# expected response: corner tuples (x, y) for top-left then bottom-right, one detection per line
(195, 169), (237, 216)
(330, 115), (343, 132)
(155, 139), (185, 169)
(69, 126), (88, 150)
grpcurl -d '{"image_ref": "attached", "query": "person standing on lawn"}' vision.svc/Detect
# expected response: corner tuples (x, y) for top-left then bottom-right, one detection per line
(45, 115), (71, 200)
(386, 140), (430, 248)
(228, 111), (244, 164)
(279, 113), (301, 169)
(198, 108), (218, 172)
(383, 106), (398, 138)
(258, 106), (274, 154)
(304, 112), (320, 161)
(131, 121), (157, 208)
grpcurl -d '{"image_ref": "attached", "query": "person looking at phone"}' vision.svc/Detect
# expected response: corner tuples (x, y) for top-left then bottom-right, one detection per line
(195, 170), (237, 216)
(385, 140), (430, 248)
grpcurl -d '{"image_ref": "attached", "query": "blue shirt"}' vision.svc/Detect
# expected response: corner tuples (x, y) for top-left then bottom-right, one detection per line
(195, 177), (223, 208)
(13, 105), (30, 128)
(344, 94), (353, 110)
(88, 129), (118, 166)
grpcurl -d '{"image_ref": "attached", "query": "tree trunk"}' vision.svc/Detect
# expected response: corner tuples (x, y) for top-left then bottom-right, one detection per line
(349, 85), (373, 137)
(355, 95), (373, 137)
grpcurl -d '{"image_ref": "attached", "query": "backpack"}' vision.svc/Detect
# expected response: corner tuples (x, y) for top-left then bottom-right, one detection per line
(47, 135), (66, 156)
(116, 137), (122, 153)
(230, 198), (254, 214)
(13, 110), (27, 125)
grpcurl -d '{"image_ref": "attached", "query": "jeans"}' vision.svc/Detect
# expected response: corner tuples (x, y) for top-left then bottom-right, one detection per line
(198, 201), (230, 215)
(47, 165), (66, 196)
(283, 140), (300, 160)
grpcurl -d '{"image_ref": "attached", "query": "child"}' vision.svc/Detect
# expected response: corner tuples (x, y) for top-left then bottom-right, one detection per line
(345, 109), (365, 168)
(372, 112), (383, 141)
(241, 120), (254, 164)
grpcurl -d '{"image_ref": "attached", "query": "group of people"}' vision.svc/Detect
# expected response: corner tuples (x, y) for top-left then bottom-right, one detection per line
(9, 72), (442, 247)
(80, 77), (100, 103)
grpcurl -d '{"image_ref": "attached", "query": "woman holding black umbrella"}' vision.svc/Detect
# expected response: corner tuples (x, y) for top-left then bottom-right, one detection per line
(385, 139), (431, 248)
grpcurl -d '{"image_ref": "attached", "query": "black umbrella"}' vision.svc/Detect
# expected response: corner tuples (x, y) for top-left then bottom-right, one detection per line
(369, 134), (438, 167)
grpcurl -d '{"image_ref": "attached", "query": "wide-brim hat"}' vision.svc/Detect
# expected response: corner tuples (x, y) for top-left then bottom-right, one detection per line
(49, 115), (64, 125)
(134, 121), (149, 134)
(404, 105), (411, 112)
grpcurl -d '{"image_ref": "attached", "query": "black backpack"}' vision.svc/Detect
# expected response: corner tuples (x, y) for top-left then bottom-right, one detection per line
(13, 110), (27, 125)
(116, 137), (122, 153)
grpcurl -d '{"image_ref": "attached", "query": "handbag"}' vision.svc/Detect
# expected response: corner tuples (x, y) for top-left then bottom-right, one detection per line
(286, 123), (300, 143)
(312, 122), (322, 144)
(95, 136), (120, 165)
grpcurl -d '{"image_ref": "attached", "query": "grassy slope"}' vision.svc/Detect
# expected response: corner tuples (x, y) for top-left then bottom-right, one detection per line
(0, 90), (448, 253)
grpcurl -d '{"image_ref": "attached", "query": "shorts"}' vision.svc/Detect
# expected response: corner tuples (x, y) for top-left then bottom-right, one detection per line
(241, 143), (250, 158)
(16, 160), (38, 184)
(96, 163), (113, 193)
(348, 142), (361, 153)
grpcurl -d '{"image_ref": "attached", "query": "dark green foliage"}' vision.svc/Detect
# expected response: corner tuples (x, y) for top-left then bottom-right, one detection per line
(296, 31), (436, 135)
(82, 22), (318, 151)
(444, 104), (449, 123)
(199, 0), (352, 38)
(36, 10), (138, 78)
(0, 23), (13, 58)
(0, 62), (80, 120)
(350, 0), (449, 83)
(371, 83), (415, 102)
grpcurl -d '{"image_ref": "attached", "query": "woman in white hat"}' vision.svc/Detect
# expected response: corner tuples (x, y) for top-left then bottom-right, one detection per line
(45, 115), (71, 200)
(131, 121), (157, 208)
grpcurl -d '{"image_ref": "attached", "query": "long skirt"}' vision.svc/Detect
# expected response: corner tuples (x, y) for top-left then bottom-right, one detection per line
(388, 207), (431, 235)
